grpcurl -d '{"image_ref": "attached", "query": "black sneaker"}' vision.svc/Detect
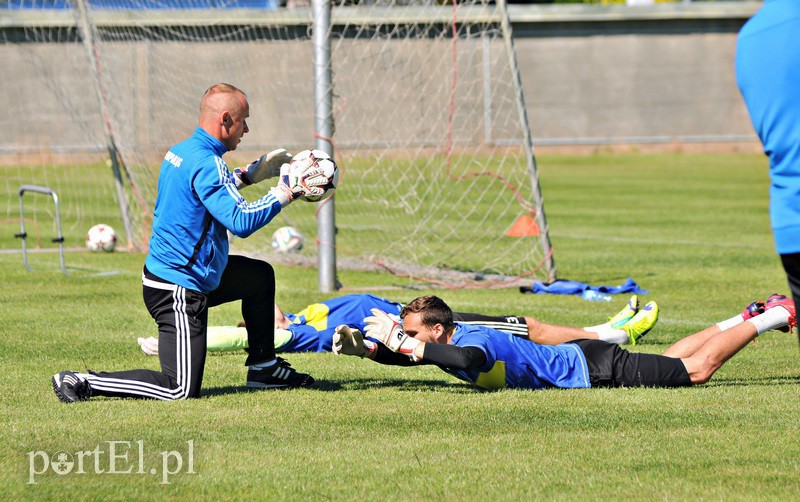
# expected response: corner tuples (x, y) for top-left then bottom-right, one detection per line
(52, 370), (91, 403)
(246, 357), (314, 389)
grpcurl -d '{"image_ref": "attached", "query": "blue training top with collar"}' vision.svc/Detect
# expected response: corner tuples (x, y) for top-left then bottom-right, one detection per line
(145, 127), (283, 293)
(443, 323), (591, 390)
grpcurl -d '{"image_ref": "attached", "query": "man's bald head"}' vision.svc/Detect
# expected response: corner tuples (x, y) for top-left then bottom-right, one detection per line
(200, 83), (246, 118)
(198, 83), (250, 152)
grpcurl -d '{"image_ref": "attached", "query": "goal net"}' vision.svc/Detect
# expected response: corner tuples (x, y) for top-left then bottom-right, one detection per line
(1, 0), (556, 286)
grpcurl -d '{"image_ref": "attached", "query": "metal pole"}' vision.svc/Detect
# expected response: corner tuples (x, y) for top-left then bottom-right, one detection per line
(497, 0), (557, 281)
(313, 0), (338, 292)
(17, 187), (31, 272)
(70, 0), (135, 251)
(482, 32), (493, 145)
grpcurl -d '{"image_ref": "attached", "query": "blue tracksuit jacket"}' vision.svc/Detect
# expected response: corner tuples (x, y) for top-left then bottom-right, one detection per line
(145, 127), (283, 293)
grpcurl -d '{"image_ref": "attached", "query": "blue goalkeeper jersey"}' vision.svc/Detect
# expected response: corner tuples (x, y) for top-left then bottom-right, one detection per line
(442, 324), (590, 390)
(145, 127), (284, 293)
(736, 0), (800, 254)
(284, 294), (403, 352)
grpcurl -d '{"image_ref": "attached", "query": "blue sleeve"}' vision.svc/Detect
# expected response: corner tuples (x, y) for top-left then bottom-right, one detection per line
(192, 156), (283, 238)
(284, 325), (323, 353)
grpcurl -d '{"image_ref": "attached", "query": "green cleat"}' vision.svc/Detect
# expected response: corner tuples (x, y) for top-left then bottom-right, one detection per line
(608, 294), (639, 329)
(621, 301), (658, 345)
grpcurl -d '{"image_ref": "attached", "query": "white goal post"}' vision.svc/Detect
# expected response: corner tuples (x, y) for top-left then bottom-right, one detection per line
(1, 0), (556, 288)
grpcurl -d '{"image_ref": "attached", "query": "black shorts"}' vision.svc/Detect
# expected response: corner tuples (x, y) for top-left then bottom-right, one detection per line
(453, 312), (528, 338)
(571, 339), (692, 388)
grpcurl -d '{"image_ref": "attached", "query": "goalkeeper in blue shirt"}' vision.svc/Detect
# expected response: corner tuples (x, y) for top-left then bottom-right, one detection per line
(53, 83), (333, 403)
(333, 295), (795, 390)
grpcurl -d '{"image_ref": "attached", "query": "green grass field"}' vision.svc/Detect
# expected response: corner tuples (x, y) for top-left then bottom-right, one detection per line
(3, 152), (800, 499)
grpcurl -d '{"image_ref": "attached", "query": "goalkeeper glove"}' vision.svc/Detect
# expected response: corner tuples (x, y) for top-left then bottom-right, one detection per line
(269, 162), (300, 207)
(332, 325), (376, 357)
(233, 148), (292, 188)
(269, 160), (330, 206)
(363, 308), (421, 359)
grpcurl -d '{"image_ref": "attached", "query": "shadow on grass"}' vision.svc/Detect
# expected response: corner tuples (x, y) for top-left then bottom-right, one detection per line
(631, 340), (673, 347)
(707, 375), (800, 387)
(201, 378), (476, 397)
(317, 378), (476, 393)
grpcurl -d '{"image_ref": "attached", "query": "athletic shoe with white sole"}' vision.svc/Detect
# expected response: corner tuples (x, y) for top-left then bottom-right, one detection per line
(608, 294), (639, 329)
(246, 357), (314, 389)
(620, 301), (658, 345)
(52, 370), (91, 403)
(764, 293), (796, 332)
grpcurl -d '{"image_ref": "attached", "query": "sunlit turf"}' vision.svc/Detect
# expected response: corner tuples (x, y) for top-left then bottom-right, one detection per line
(2, 152), (799, 498)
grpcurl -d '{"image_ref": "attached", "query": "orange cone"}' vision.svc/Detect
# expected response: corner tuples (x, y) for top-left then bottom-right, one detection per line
(506, 215), (540, 237)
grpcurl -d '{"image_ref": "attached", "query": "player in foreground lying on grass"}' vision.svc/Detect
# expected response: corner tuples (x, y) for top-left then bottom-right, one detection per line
(137, 293), (651, 356)
(333, 294), (796, 390)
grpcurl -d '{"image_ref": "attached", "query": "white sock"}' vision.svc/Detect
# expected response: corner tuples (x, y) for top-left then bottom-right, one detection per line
(584, 322), (610, 333)
(249, 359), (277, 369)
(746, 307), (790, 335)
(716, 314), (744, 332)
(584, 326), (629, 345)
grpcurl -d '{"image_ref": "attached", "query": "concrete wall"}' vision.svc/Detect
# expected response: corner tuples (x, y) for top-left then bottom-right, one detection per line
(0, 3), (761, 158)
(516, 31), (753, 144)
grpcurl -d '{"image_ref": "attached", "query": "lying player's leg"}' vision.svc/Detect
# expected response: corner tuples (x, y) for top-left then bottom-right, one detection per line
(138, 326), (294, 355)
(454, 311), (598, 345)
(663, 299), (765, 358)
(513, 295), (656, 346)
(583, 295), (658, 345)
(452, 312), (529, 337)
(460, 295), (658, 345)
(523, 317), (604, 345)
(588, 294), (796, 388)
(679, 294), (795, 384)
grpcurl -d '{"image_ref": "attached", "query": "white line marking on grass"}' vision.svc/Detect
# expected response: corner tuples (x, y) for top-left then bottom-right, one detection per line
(554, 233), (772, 249)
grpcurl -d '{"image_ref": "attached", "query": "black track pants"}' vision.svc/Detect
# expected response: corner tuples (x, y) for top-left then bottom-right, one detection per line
(83, 255), (276, 400)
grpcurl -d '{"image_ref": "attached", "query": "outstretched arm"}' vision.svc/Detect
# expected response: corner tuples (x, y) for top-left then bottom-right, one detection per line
(367, 339), (487, 370)
(333, 324), (486, 370)
(333, 324), (417, 366)
(233, 148), (292, 188)
(414, 343), (487, 370)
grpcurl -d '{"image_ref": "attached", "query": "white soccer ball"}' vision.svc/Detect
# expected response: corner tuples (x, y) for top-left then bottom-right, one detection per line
(86, 224), (117, 252)
(271, 226), (304, 253)
(289, 149), (339, 202)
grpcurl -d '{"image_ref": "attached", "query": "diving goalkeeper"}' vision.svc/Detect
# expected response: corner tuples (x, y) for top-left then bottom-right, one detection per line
(138, 293), (653, 356)
(333, 294), (795, 390)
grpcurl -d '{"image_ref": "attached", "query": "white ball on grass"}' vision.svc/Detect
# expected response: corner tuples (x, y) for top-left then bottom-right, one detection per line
(271, 226), (304, 253)
(86, 224), (117, 252)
